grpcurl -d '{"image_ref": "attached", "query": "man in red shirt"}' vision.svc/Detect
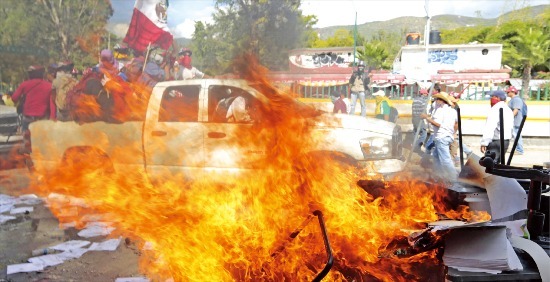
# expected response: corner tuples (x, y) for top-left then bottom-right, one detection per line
(11, 65), (55, 131)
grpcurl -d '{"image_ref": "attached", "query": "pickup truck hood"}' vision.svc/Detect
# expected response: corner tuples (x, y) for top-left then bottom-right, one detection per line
(315, 113), (396, 136)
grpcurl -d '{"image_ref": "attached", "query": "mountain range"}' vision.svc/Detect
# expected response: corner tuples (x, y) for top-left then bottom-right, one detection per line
(107, 4), (548, 43)
(315, 4), (549, 40)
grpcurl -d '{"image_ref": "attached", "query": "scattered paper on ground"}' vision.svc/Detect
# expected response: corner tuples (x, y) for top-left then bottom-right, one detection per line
(9, 206), (34, 214)
(89, 237), (122, 251)
(77, 222), (115, 238)
(7, 263), (45, 275)
(115, 277), (150, 282)
(0, 214), (16, 224)
(51, 240), (91, 251)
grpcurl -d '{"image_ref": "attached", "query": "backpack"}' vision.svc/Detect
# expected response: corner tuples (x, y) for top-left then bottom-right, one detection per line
(55, 75), (78, 111)
(389, 106), (399, 123)
(213, 96), (236, 122)
(65, 70), (103, 118)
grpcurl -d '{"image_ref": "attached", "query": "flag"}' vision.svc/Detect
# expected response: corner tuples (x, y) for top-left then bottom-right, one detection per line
(123, 0), (173, 53)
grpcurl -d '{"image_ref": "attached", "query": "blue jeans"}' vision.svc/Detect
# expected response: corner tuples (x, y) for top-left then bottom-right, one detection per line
(413, 121), (427, 152)
(433, 136), (456, 181)
(513, 126), (524, 153)
(349, 91), (366, 117)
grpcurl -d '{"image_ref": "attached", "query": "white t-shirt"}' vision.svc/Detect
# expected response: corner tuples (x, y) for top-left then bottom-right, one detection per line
(432, 104), (456, 140)
(480, 101), (514, 146)
(177, 66), (204, 80)
(226, 96), (251, 122)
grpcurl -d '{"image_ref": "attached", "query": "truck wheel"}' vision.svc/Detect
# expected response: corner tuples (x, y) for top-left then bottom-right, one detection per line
(60, 146), (115, 176)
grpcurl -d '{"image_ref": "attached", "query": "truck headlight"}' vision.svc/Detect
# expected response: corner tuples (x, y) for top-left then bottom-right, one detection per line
(359, 137), (391, 159)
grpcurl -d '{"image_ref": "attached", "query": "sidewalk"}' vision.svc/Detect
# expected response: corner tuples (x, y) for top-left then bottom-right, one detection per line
(403, 133), (550, 169)
(464, 142), (550, 169)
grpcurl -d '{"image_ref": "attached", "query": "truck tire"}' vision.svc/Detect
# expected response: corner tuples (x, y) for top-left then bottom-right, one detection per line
(60, 146), (115, 176)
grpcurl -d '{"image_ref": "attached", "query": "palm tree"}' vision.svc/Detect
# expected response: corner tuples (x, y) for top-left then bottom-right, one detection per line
(505, 26), (550, 99)
(357, 41), (391, 71)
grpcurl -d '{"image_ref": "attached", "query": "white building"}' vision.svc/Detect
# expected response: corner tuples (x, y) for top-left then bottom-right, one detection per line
(392, 43), (510, 84)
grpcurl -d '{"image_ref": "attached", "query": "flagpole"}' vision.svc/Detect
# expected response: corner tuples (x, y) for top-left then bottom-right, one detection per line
(143, 42), (152, 73)
(353, 12), (357, 67)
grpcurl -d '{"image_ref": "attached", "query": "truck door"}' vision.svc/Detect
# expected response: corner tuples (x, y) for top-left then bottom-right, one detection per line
(203, 84), (273, 174)
(143, 83), (206, 178)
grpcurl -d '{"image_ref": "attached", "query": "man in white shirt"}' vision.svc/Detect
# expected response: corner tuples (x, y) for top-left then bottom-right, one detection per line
(480, 90), (514, 164)
(226, 95), (252, 123)
(174, 48), (206, 80)
(421, 92), (457, 181)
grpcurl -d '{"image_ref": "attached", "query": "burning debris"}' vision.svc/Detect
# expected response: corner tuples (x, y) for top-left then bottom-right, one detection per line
(19, 54), (494, 281)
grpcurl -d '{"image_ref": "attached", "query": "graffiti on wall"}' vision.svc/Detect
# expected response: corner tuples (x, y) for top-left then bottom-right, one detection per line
(290, 52), (353, 69)
(428, 49), (458, 65)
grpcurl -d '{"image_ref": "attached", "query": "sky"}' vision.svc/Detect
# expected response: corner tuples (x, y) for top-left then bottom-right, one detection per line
(110, 0), (549, 38)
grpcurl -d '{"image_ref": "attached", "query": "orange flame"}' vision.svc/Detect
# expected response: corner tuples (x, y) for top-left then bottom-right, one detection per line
(27, 53), (489, 281)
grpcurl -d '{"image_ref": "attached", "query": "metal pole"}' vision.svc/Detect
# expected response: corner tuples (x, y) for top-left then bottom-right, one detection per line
(405, 83), (435, 166)
(499, 108), (505, 165)
(457, 107), (464, 168)
(353, 12), (357, 67)
(142, 42), (152, 73)
(507, 114), (527, 165)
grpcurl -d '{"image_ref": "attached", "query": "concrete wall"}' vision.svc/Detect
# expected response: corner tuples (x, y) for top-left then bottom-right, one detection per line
(394, 44), (503, 76)
(302, 99), (550, 137)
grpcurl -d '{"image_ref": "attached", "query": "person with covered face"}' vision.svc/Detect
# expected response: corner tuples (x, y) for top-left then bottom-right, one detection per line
(348, 61), (368, 117)
(174, 48), (206, 80)
(420, 92), (457, 181)
(480, 90), (514, 163)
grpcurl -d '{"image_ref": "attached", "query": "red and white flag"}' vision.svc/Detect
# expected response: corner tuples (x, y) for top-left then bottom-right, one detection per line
(123, 0), (173, 53)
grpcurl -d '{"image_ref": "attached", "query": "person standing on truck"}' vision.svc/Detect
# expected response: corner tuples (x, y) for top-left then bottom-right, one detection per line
(348, 61), (368, 117)
(52, 61), (78, 121)
(174, 48), (206, 80)
(12, 65), (55, 131)
(138, 47), (168, 88)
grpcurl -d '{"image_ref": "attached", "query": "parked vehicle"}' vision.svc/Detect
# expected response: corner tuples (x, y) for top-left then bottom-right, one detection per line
(0, 105), (24, 168)
(29, 79), (404, 179)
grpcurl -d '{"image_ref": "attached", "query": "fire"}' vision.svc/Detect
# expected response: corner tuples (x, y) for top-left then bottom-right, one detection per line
(27, 53), (489, 281)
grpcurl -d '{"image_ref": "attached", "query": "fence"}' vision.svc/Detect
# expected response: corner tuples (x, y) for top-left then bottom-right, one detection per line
(294, 83), (550, 101)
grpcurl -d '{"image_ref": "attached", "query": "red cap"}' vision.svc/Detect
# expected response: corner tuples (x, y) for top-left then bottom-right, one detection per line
(450, 91), (461, 99)
(507, 86), (518, 93)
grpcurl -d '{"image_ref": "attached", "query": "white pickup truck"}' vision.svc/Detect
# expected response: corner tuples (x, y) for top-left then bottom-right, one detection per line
(29, 79), (404, 178)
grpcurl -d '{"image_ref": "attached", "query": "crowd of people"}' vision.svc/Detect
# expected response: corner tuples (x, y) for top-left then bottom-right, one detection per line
(411, 84), (526, 180)
(333, 63), (527, 181)
(4, 44), (207, 130)
(4, 46), (529, 180)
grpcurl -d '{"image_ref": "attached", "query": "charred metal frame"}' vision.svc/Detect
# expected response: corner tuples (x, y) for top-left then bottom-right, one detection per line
(270, 210), (334, 281)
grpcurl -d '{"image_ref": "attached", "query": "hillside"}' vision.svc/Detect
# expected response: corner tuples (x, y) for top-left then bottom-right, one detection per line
(316, 4), (549, 41)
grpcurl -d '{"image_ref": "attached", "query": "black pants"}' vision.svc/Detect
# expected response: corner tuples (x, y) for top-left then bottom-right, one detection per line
(487, 139), (510, 164)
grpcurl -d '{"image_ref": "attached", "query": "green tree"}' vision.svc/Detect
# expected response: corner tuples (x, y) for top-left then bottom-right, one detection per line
(504, 25), (550, 98)
(192, 0), (314, 73)
(357, 41), (391, 70)
(310, 28), (366, 48)
(0, 0), (112, 84)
